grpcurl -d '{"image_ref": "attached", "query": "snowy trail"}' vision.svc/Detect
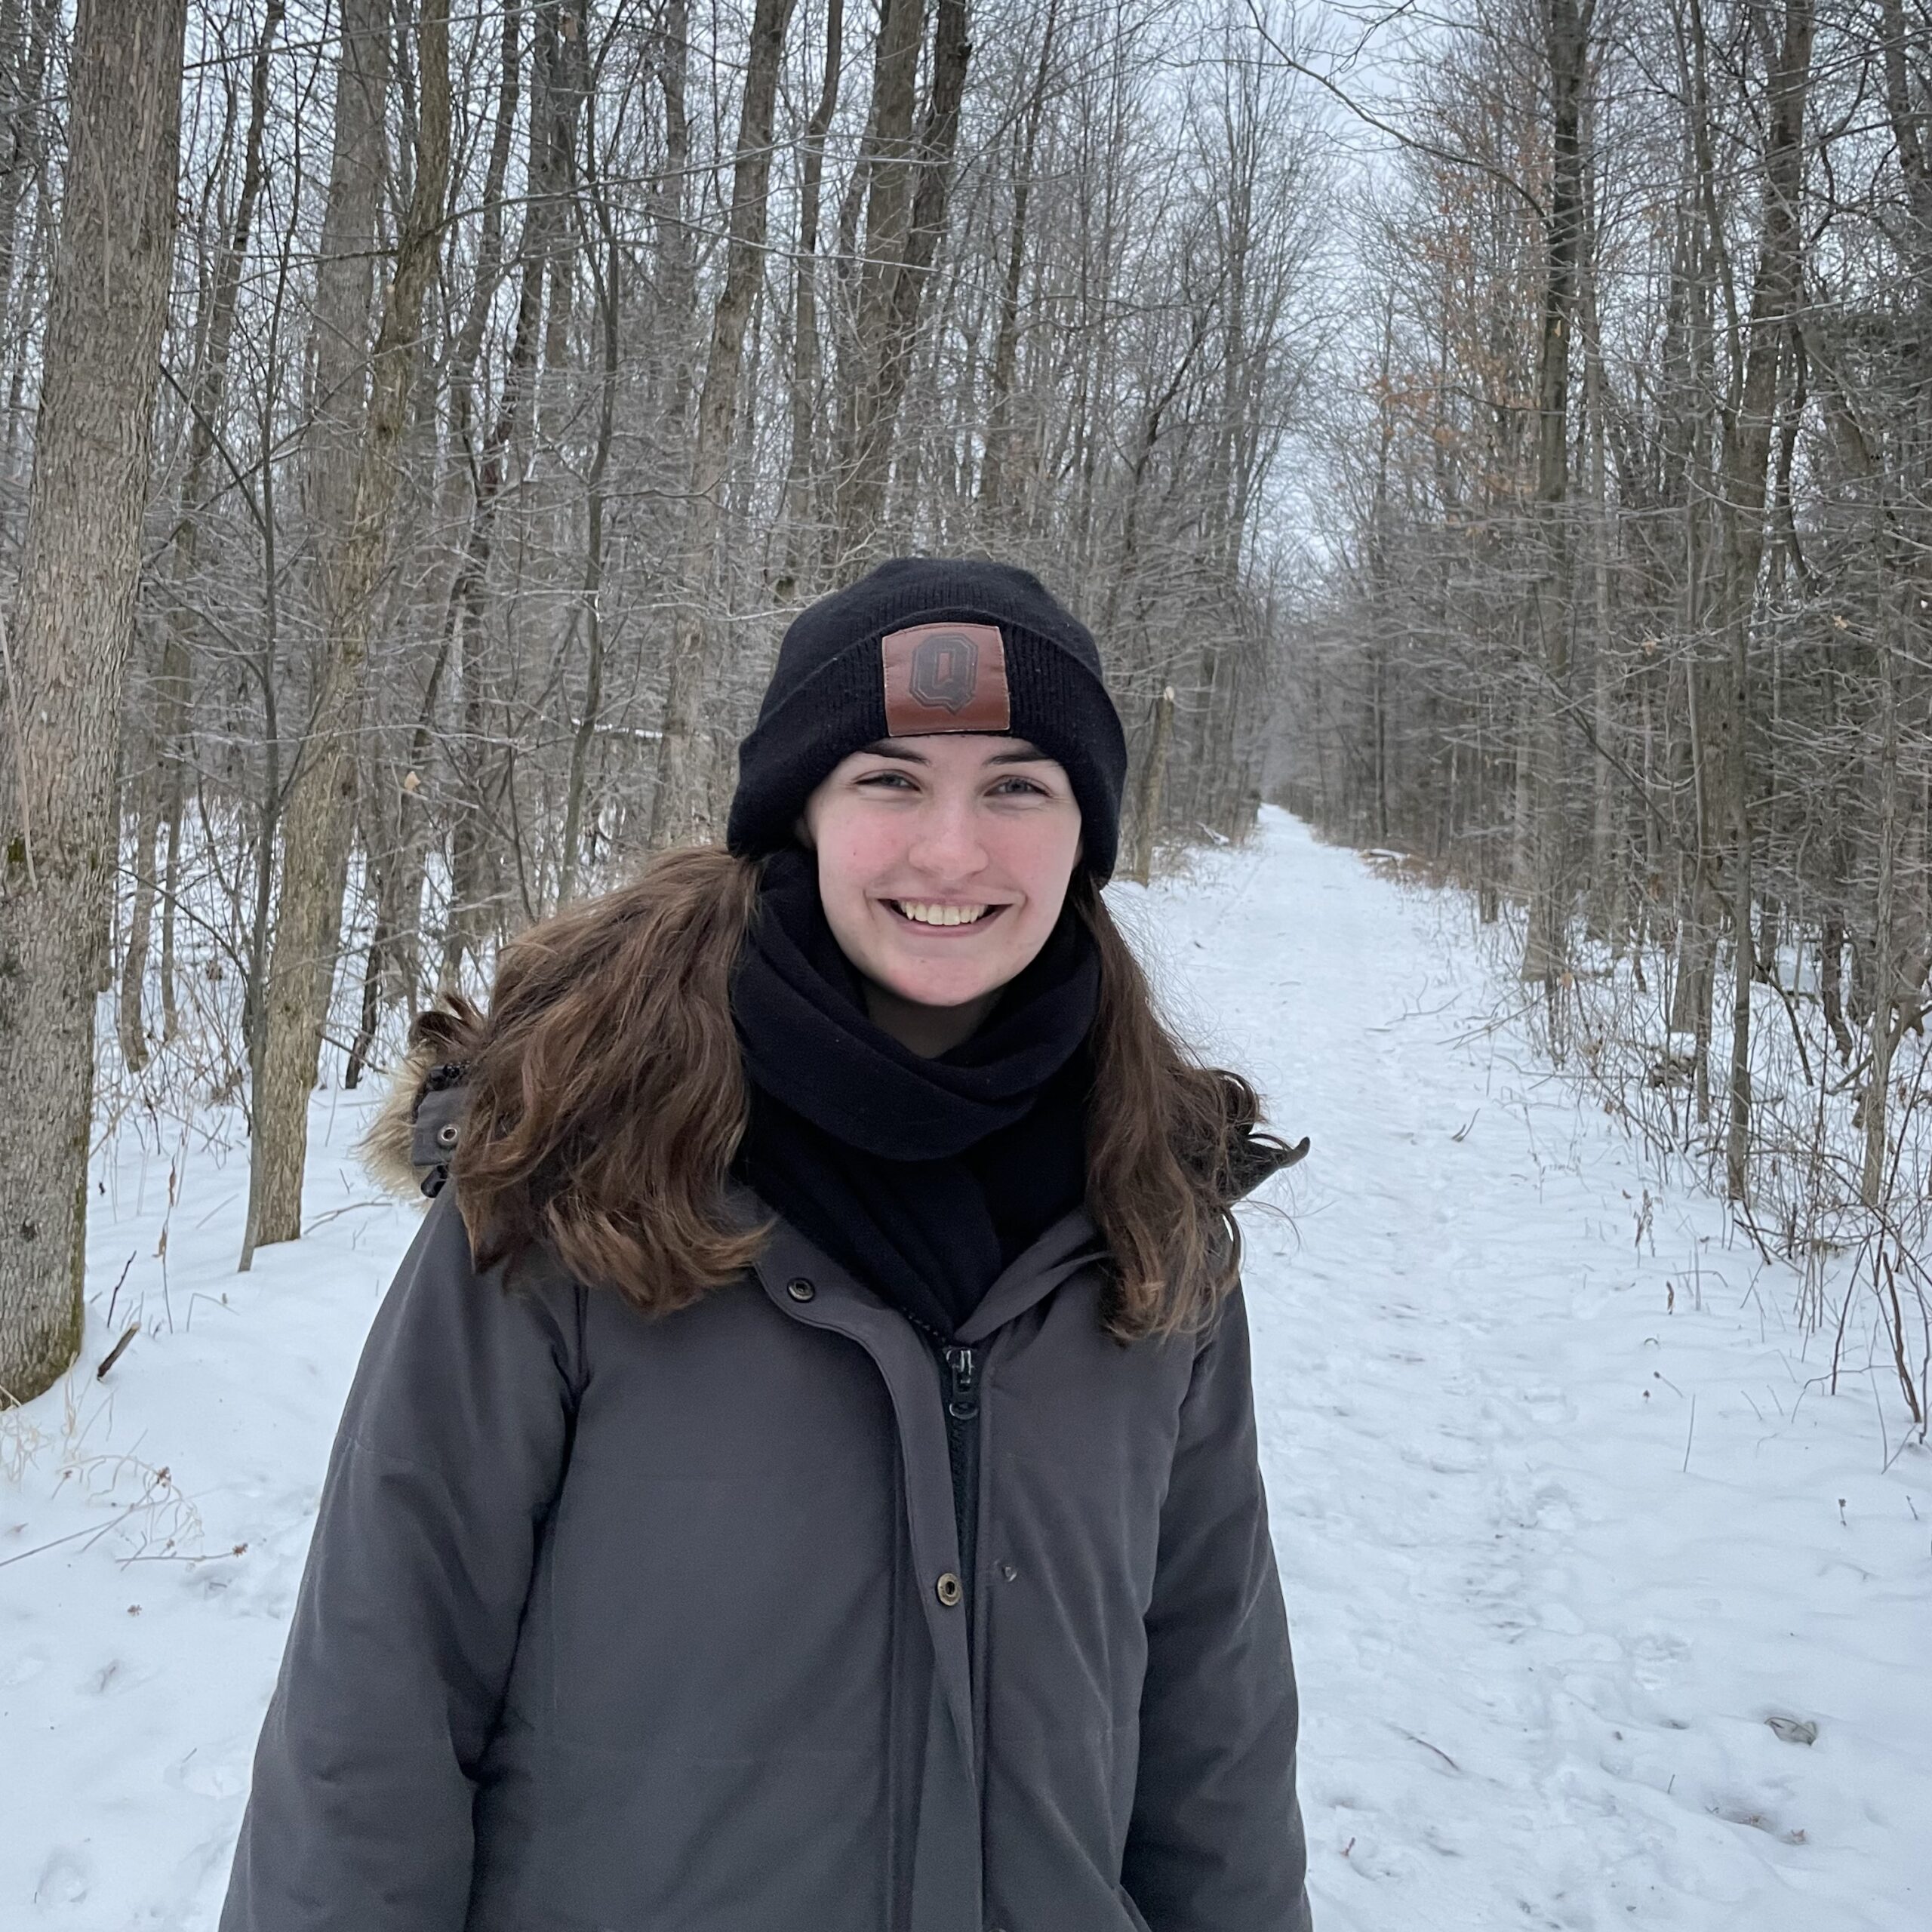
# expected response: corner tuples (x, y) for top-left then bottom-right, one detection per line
(1141, 814), (1929, 1931)
(4, 808), (1927, 1927)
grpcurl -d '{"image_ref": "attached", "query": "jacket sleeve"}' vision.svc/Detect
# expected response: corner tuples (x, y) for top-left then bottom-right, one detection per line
(220, 1192), (580, 1931)
(1121, 1285), (1313, 1930)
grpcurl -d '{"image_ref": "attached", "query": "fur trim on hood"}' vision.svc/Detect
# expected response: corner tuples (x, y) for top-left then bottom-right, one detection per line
(357, 995), (488, 1200)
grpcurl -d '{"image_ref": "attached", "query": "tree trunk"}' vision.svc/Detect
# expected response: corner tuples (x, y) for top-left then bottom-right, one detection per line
(0, 0), (186, 1406)
(0, 0), (57, 318)
(979, 0), (1057, 523)
(1862, 583), (1901, 1205)
(1581, 238), (1620, 942)
(652, 0), (696, 434)
(356, 0), (521, 1027)
(442, 2), (586, 977)
(243, 0), (451, 1263)
(119, 0), (283, 1072)
(832, 0), (972, 561)
(1518, 0), (1592, 983)
(238, 0), (389, 1116)
(1820, 909), (1853, 1061)
(648, 0), (799, 849)
(558, 218), (621, 904)
(777, 0), (843, 595)
(1126, 685), (1176, 886)
(1718, 0), (1813, 1201)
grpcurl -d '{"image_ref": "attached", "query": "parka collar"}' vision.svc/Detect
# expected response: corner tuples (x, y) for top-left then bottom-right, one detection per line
(737, 1184), (1103, 1346)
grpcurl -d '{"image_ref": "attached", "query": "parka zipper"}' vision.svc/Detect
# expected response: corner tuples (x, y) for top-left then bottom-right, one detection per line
(940, 1341), (980, 1640)
(895, 1311), (982, 1647)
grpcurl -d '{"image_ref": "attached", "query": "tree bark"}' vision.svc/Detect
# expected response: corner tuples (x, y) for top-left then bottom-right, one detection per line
(238, 0), (390, 1121)
(648, 0), (799, 848)
(243, 0), (451, 1263)
(1518, 0), (1592, 984)
(777, 0), (843, 595)
(353, 0), (522, 1052)
(0, 0), (187, 1405)
(558, 163), (623, 905)
(979, 0), (1058, 522)
(0, 0), (57, 323)
(652, 0), (696, 433)
(1862, 605), (1900, 1206)
(1126, 685), (1176, 885)
(832, 0), (973, 561)
(120, 0), (284, 1073)
(1718, 0), (1812, 1201)
(442, 2), (587, 979)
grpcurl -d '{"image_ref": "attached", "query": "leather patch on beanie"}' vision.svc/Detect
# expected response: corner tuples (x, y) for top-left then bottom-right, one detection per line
(881, 622), (1011, 735)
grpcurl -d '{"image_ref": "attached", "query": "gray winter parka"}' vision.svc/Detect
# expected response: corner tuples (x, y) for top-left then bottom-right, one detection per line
(220, 1169), (1312, 1931)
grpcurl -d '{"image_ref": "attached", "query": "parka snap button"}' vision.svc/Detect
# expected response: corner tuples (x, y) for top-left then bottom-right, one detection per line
(935, 1572), (963, 1607)
(435, 1122), (459, 1149)
(1000, 1562), (1017, 1582)
(786, 1278), (815, 1302)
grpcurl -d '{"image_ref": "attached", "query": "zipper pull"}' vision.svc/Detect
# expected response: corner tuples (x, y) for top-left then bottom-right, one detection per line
(943, 1344), (978, 1420)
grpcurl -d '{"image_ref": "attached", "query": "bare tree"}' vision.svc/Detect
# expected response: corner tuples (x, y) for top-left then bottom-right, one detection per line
(831, 0), (973, 563)
(121, 0), (286, 1074)
(0, 0), (188, 1404)
(1714, 0), (1812, 1198)
(243, 0), (451, 1263)
(649, 0), (799, 847)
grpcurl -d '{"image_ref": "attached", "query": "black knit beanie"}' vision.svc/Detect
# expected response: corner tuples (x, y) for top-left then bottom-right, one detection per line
(728, 558), (1128, 878)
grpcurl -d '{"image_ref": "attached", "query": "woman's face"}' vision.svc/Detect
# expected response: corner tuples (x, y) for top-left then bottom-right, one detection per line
(801, 734), (1083, 1044)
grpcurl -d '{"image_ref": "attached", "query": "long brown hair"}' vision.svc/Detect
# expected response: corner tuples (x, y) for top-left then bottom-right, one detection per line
(426, 846), (1291, 1340)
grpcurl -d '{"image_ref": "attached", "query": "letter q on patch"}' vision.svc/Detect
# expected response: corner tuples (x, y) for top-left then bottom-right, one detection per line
(881, 621), (1011, 735)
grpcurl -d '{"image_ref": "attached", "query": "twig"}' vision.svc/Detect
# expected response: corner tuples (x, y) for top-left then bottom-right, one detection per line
(303, 1198), (389, 1231)
(1732, 1203), (1778, 1269)
(103, 1250), (138, 1327)
(193, 1190), (240, 1230)
(0, 1497), (149, 1569)
(1396, 1727), (1461, 1773)
(1239, 0), (1549, 219)
(95, 1324), (140, 1381)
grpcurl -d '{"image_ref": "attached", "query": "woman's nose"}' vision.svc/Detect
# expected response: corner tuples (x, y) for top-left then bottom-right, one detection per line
(906, 797), (989, 881)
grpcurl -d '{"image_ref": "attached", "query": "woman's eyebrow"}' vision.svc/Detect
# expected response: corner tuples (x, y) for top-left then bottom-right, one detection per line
(857, 740), (1051, 767)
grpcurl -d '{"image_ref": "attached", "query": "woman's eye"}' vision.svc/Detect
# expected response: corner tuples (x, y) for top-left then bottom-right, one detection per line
(990, 776), (1048, 798)
(857, 769), (917, 790)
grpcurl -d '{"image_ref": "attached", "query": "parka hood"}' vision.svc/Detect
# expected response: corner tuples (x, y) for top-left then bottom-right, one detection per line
(1226, 1125), (1311, 1201)
(357, 995), (488, 1200)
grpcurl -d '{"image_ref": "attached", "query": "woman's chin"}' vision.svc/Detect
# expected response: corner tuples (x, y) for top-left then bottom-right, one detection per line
(874, 959), (1007, 1014)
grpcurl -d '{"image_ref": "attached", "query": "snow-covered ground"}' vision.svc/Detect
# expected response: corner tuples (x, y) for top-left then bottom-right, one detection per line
(3, 808), (1926, 1927)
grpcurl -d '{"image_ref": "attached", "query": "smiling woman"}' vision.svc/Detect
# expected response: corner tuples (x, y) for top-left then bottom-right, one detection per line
(222, 558), (1312, 1932)
(804, 735), (1084, 1052)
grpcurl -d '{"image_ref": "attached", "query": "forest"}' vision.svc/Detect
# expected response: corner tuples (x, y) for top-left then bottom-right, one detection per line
(1281, 0), (1931, 1428)
(1, 0), (1927, 1429)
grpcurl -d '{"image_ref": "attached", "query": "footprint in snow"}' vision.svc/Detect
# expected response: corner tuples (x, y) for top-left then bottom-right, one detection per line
(34, 1844), (91, 1905)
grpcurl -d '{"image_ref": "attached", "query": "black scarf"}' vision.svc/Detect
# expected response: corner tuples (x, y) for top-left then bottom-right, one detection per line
(731, 848), (1100, 1337)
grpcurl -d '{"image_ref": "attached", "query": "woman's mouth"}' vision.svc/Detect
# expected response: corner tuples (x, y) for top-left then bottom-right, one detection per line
(885, 900), (1007, 929)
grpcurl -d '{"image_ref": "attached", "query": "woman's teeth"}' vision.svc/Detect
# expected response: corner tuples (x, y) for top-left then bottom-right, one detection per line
(894, 901), (991, 927)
